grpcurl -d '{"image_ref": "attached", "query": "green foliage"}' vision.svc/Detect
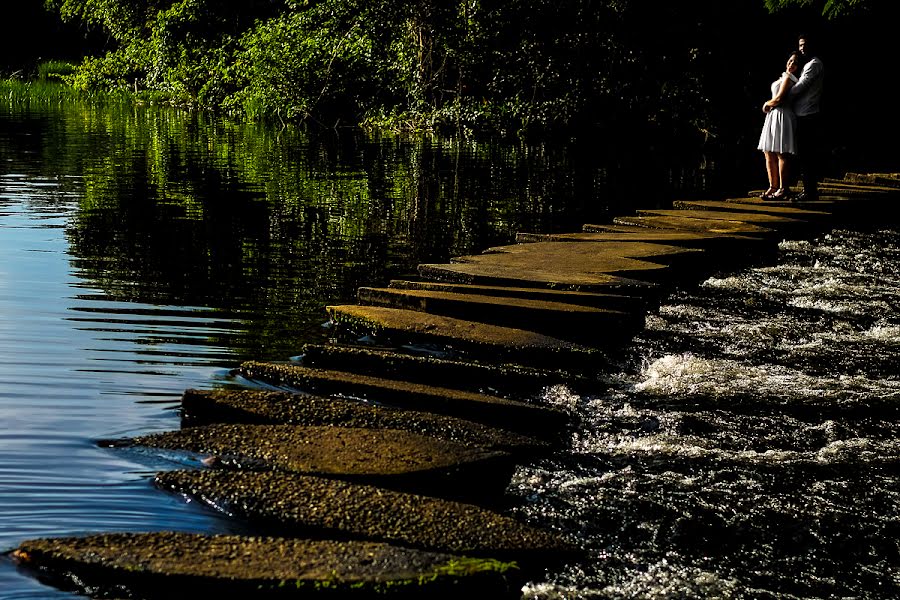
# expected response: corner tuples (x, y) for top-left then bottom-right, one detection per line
(36, 60), (77, 82)
(37, 0), (764, 138)
(44, 0), (166, 41)
(69, 43), (150, 91)
(228, 9), (381, 123)
(764, 0), (868, 18)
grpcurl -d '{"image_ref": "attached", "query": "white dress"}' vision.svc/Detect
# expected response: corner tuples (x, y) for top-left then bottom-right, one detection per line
(757, 72), (798, 154)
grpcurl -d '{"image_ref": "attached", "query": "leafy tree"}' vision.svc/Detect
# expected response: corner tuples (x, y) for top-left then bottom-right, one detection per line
(764, 0), (870, 18)
(33, 0), (766, 141)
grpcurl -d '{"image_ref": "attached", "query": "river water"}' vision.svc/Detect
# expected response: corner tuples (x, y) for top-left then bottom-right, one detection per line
(1, 94), (898, 598)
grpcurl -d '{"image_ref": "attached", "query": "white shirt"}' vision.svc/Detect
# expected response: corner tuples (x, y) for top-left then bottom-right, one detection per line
(789, 56), (824, 117)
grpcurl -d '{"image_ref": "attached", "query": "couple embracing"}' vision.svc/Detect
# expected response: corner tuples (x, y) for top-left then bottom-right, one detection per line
(757, 33), (825, 201)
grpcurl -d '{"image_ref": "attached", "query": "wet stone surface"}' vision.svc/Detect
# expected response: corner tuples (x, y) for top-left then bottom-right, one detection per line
(180, 388), (554, 455)
(11, 532), (523, 598)
(153, 469), (580, 565)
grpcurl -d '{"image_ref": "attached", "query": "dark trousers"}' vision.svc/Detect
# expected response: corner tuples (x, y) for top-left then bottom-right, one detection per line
(796, 112), (823, 198)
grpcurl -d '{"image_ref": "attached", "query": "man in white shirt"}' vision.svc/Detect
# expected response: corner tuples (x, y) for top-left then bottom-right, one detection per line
(789, 34), (825, 201)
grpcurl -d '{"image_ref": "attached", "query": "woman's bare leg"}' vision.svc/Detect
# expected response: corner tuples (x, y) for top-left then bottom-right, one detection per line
(764, 152), (779, 194)
(777, 153), (791, 195)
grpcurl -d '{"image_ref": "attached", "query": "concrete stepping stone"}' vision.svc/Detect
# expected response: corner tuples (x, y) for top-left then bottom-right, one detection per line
(820, 178), (900, 195)
(417, 240), (700, 293)
(517, 228), (768, 270)
(671, 199), (833, 221)
(153, 470), (580, 567)
(355, 286), (644, 345)
(298, 343), (593, 397)
(478, 239), (703, 268)
(612, 212), (779, 238)
(11, 532), (523, 598)
(179, 388), (552, 456)
(580, 222), (762, 239)
(722, 195), (848, 215)
(841, 172), (900, 188)
(323, 304), (605, 371)
(105, 423), (518, 501)
(389, 279), (643, 311)
(633, 208), (809, 232)
(236, 360), (571, 439)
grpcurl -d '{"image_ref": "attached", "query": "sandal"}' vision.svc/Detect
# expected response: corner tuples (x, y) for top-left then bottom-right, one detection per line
(760, 187), (777, 199)
(770, 188), (788, 199)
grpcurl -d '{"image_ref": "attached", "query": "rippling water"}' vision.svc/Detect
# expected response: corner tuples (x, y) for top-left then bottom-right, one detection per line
(0, 173), (248, 598)
(513, 227), (900, 599)
(2, 95), (898, 598)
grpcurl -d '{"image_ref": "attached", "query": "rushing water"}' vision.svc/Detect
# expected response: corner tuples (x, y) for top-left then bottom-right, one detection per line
(513, 227), (900, 599)
(1, 94), (898, 598)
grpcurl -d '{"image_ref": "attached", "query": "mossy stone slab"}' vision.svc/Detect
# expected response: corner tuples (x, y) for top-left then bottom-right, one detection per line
(519, 229), (769, 268)
(418, 241), (698, 291)
(297, 342), (595, 397)
(324, 304), (606, 371)
(11, 532), (523, 598)
(356, 286), (644, 345)
(516, 229), (753, 247)
(108, 423), (517, 499)
(634, 208), (806, 228)
(612, 213), (776, 237)
(388, 280), (644, 313)
(841, 172), (900, 188)
(180, 388), (551, 455)
(671, 199), (833, 221)
(236, 360), (570, 439)
(819, 179), (900, 195)
(154, 470), (580, 567)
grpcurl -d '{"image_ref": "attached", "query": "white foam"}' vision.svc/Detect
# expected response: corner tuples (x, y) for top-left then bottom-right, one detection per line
(633, 352), (900, 405)
(864, 324), (900, 343)
(542, 384), (580, 411)
(598, 559), (740, 599)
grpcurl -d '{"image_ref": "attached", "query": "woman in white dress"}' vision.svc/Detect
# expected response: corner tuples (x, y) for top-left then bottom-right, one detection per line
(758, 51), (804, 200)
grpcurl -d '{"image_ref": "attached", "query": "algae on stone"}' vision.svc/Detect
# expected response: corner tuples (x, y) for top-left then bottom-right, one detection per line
(11, 532), (523, 598)
(154, 470), (580, 565)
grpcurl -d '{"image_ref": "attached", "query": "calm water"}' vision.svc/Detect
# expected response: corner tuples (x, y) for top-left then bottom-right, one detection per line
(1, 94), (898, 598)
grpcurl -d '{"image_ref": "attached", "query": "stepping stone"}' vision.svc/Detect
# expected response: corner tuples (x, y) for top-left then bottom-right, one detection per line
(355, 286), (644, 345)
(389, 279), (643, 311)
(236, 360), (570, 440)
(298, 343), (594, 397)
(418, 241), (698, 293)
(723, 195), (847, 213)
(820, 178), (900, 194)
(612, 212), (778, 238)
(153, 470), (580, 567)
(520, 228), (767, 260)
(179, 388), (552, 455)
(670, 199), (833, 221)
(478, 239), (703, 268)
(11, 532), (524, 598)
(634, 208), (808, 232)
(841, 172), (900, 188)
(323, 304), (605, 371)
(105, 423), (518, 501)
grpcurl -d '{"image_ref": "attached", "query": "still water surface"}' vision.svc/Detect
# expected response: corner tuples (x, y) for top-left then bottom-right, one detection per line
(1, 96), (898, 598)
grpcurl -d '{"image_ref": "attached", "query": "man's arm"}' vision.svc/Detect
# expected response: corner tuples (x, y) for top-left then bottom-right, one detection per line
(763, 73), (795, 112)
(788, 59), (823, 98)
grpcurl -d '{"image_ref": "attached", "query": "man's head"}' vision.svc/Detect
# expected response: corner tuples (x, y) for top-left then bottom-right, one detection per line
(798, 34), (812, 57)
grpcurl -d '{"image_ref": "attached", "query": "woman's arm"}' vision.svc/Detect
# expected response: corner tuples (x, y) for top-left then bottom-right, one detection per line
(765, 73), (796, 108)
